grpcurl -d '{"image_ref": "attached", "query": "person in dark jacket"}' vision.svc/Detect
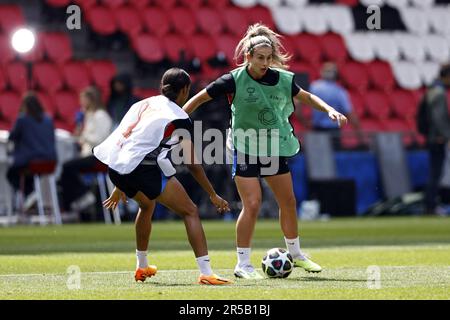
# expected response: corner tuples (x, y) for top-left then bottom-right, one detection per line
(7, 92), (57, 196)
(422, 64), (450, 215)
(107, 73), (140, 127)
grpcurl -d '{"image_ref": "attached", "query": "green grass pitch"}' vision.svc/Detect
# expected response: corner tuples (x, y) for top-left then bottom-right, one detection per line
(0, 216), (449, 300)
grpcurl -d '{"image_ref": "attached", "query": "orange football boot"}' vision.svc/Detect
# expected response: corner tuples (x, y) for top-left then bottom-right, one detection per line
(135, 265), (157, 282)
(198, 274), (232, 285)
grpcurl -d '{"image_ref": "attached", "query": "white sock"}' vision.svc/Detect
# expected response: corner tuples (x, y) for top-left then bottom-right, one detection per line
(136, 250), (149, 269)
(196, 255), (213, 276)
(237, 247), (251, 267)
(284, 237), (305, 260)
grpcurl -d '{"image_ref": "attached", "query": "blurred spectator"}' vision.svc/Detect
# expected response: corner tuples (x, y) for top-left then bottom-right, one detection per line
(107, 73), (140, 127)
(60, 86), (112, 214)
(7, 92), (57, 206)
(421, 64), (450, 215)
(175, 50), (201, 75)
(303, 62), (363, 149)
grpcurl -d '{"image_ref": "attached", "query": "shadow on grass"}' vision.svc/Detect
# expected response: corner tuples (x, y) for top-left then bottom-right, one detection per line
(141, 281), (194, 287)
(295, 276), (366, 283)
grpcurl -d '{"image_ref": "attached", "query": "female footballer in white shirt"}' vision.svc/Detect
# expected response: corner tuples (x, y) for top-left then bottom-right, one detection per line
(94, 68), (232, 285)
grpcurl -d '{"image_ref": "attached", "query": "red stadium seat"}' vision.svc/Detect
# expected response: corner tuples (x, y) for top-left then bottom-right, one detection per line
(141, 7), (170, 37)
(0, 5), (25, 34)
(179, 0), (203, 9)
(62, 61), (92, 92)
(340, 124), (361, 149)
(411, 88), (425, 107)
(134, 88), (159, 99)
(99, 0), (126, 9)
(406, 117), (426, 146)
(6, 62), (27, 92)
(292, 34), (322, 64)
(132, 33), (164, 63)
(196, 8), (224, 36)
(384, 117), (414, 146)
(245, 6), (276, 30)
(340, 62), (369, 92)
(360, 117), (385, 132)
(169, 8), (197, 36)
(0, 91), (21, 123)
(207, 0), (231, 10)
(162, 34), (191, 63)
(365, 91), (391, 121)
(42, 32), (72, 64)
(215, 34), (240, 64)
(72, 0), (96, 11)
(348, 90), (366, 118)
(190, 34), (218, 63)
(281, 36), (296, 60)
(128, 0), (151, 10)
(36, 91), (56, 117)
(86, 6), (117, 36)
(46, 0), (71, 7)
(289, 113), (307, 136)
(53, 90), (79, 132)
(21, 39), (45, 63)
(99, 86), (111, 104)
(33, 62), (64, 94)
(199, 63), (221, 80)
(0, 35), (16, 65)
(0, 117), (10, 131)
(447, 90), (450, 114)
(319, 33), (348, 64)
(153, 0), (177, 10)
(289, 62), (320, 81)
(367, 60), (395, 92)
(335, 0), (359, 6)
(384, 117), (410, 132)
(87, 60), (116, 90)
(390, 89), (417, 119)
(0, 67), (6, 91)
(223, 7), (249, 37)
(114, 5), (142, 37)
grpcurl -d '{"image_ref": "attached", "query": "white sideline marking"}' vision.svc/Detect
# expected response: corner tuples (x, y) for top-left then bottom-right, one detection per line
(1, 266), (447, 278)
(0, 269), (233, 277)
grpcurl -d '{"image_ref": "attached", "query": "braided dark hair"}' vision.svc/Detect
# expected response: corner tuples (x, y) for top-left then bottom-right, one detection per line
(160, 68), (191, 102)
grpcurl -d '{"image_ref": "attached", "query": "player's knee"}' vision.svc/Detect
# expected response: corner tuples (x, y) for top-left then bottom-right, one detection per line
(243, 198), (261, 216)
(183, 202), (198, 217)
(138, 199), (153, 212)
(284, 195), (297, 210)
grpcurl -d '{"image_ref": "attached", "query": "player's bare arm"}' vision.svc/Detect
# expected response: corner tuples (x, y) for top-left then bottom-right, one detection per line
(296, 89), (348, 127)
(183, 89), (212, 114)
(181, 138), (230, 213)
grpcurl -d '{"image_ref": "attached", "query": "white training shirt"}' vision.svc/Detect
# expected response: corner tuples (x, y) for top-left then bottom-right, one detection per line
(93, 95), (189, 175)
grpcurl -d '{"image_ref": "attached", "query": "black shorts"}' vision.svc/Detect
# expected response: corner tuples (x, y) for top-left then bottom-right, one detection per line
(108, 164), (169, 200)
(232, 151), (290, 178)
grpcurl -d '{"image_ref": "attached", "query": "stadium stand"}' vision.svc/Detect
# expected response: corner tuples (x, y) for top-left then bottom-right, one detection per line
(2, 0), (450, 144)
(0, 0), (449, 221)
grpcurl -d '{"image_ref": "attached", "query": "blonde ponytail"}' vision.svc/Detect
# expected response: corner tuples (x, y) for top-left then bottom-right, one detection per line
(234, 23), (291, 69)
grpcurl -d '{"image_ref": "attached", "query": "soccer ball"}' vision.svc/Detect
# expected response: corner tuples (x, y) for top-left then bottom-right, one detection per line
(261, 248), (294, 278)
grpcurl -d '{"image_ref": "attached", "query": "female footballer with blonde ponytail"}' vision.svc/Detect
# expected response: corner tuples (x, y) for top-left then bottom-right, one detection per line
(184, 24), (347, 279)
